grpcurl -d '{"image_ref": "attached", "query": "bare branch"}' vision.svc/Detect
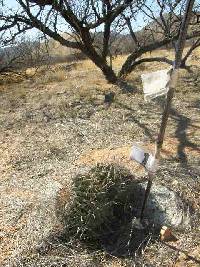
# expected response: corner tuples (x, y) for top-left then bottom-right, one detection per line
(129, 56), (173, 71)
(181, 37), (200, 66)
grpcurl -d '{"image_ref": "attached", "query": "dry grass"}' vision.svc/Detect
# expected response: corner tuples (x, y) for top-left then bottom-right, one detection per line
(0, 49), (200, 267)
(38, 69), (67, 84)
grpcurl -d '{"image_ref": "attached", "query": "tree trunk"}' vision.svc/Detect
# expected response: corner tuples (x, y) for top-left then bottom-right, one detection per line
(79, 28), (118, 84)
(118, 52), (139, 78)
(87, 51), (117, 83)
(100, 64), (117, 83)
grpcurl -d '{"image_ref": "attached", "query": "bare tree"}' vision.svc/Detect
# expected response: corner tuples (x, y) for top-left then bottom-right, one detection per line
(0, 35), (50, 74)
(0, 0), (200, 84)
(118, 0), (200, 77)
(0, 48), (20, 73)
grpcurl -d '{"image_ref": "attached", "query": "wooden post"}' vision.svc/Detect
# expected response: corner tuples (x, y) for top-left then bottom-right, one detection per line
(140, 0), (195, 221)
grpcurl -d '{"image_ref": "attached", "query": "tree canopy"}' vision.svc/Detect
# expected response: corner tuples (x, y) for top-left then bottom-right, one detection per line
(1, 0), (200, 83)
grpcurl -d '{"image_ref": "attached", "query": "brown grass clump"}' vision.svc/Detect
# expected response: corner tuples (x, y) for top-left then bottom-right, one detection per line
(40, 69), (67, 84)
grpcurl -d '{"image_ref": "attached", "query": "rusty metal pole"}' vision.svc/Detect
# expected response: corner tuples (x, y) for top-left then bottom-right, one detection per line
(140, 0), (195, 222)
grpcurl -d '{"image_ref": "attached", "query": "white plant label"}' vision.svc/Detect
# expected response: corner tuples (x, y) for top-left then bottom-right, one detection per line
(130, 145), (157, 172)
(141, 68), (171, 101)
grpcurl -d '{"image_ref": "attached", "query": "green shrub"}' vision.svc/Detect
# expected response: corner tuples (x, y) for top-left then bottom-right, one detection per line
(64, 164), (143, 246)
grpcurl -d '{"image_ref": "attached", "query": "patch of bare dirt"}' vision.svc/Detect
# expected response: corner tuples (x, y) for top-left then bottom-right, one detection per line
(78, 136), (200, 170)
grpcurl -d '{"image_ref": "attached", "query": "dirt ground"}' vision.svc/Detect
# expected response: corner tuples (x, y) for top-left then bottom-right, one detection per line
(0, 50), (200, 266)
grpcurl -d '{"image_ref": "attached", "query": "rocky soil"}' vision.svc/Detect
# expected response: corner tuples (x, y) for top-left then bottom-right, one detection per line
(0, 61), (199, 266)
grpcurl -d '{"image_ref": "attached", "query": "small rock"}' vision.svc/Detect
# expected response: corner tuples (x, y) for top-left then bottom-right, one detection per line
(25, 68), (36, 77)
(144, 184), (190, 228)
(160, 226), (178, 242)
(104, 92), (115, 104)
